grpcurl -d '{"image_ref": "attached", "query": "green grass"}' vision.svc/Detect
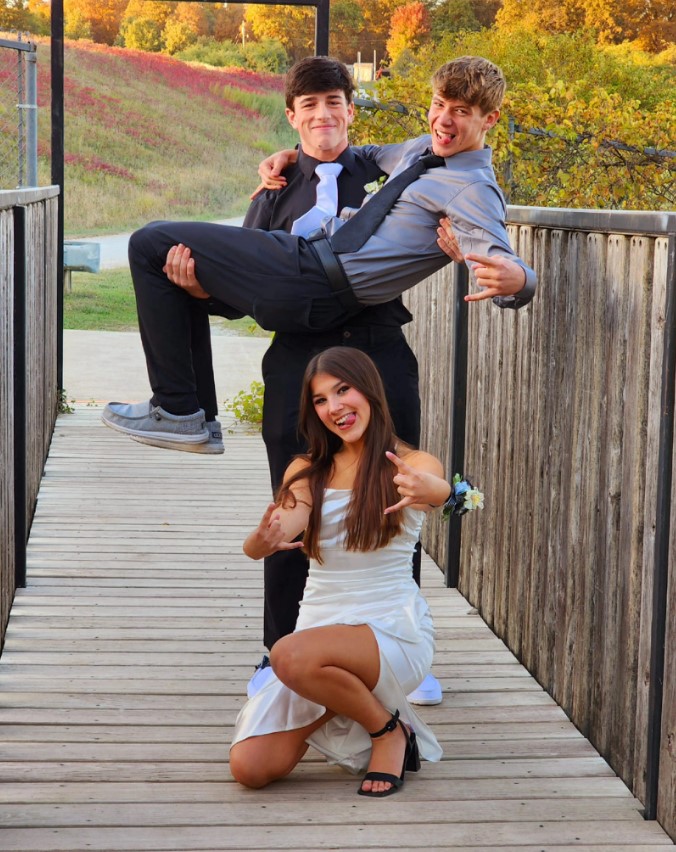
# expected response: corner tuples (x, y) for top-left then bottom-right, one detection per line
(64, 267), (269, 336)
(21, 41), (297, 236)
(64, 269), (140, 330)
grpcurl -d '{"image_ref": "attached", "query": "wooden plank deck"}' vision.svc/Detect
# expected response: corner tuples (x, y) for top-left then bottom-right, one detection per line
(0, 407), (673, 851)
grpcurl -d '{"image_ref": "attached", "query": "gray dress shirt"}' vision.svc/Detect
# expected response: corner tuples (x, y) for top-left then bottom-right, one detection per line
(324, 135), (536, 309)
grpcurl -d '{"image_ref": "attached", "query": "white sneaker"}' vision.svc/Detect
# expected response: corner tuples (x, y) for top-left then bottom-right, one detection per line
(407, 673), (442, 705)
(247, 655), (275, 699)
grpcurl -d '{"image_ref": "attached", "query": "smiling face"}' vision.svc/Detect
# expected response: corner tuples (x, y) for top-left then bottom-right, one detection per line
(310, 372), (371, 446)
(427, 91), (499, 158)
(286, 90), (354, 161)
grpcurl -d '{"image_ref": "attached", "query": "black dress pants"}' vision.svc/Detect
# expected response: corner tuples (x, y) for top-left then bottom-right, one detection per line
(261, 327), (422, 649)
(128, 221), (356, 414)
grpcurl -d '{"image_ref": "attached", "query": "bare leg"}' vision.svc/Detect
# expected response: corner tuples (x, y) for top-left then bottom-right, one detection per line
(230, 711), (333, 788)
(270, 624), (410, 795)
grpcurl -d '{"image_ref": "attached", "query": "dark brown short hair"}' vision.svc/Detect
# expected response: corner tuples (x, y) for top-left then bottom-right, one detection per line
(285, 56), (355, 110)
(432, 56), (506, 114)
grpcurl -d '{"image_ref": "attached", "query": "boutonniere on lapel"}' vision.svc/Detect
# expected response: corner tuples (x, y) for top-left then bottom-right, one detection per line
(364, 175), (387, 196)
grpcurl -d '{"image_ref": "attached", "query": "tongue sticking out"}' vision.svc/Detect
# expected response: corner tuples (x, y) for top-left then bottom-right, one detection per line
(339, 413), (357, 429)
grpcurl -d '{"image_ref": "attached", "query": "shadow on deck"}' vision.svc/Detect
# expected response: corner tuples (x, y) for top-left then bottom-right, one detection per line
(0, 408), (672, 851)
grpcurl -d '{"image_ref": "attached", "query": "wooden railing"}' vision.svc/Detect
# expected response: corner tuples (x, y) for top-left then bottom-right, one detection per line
(1, 187), (674, 837)
(0, 186), (60, 647)
(403, 206), (676, 840)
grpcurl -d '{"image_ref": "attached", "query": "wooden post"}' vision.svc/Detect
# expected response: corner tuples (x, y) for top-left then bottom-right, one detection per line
(446, 263), (469, 588)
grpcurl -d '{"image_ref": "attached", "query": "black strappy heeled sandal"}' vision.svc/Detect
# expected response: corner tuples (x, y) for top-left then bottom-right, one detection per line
(358, 709), (421, 798)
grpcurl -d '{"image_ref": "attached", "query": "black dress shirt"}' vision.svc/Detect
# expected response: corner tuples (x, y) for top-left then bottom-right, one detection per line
(241, 146), (413, 329)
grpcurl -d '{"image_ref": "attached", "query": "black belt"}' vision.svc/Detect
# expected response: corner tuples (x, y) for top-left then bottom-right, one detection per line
(306, 234), (360, 312)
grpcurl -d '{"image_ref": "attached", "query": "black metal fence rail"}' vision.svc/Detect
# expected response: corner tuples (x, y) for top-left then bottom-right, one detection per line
(0, 186), (59, 649)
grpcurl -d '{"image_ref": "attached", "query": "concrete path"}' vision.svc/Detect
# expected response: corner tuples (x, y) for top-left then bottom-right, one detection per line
(64, 216), (266, 410)
(74, 217), (245, 270)
(63, 330), (270, 409)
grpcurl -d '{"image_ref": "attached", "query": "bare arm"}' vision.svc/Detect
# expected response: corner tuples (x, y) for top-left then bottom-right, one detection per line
(384, 450), (451, 515)
(243, 459), (312, 560)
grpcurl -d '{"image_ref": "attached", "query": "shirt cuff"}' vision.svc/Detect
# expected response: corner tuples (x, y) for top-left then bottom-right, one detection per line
(492, 265), (536, 310)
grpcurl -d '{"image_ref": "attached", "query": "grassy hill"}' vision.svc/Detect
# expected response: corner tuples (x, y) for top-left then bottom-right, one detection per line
(29, 40), (297, 236)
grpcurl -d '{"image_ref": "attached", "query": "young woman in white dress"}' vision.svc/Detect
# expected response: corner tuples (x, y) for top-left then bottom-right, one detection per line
(230, 347), (453, 797)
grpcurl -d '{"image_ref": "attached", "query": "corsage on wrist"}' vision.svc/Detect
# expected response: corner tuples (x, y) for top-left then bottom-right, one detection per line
(441, 474), (484, 520)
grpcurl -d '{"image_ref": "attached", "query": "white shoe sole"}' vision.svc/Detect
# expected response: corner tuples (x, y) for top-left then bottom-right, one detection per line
(102, 413), (209, 444)
(132, 434), (223, 454)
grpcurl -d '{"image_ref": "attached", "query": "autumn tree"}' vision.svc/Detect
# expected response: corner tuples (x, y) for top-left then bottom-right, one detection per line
(63, 0), (126, 45)
(162, 3), (210, 54)
(386, 2), (431, 63)
(0, 0), (35, 31)
(212, 4), (245, 43)
(351, 29), (675, 210)
(245, 4), (314, 61)
(27, 0), (49, 27)
(496, 0), (676, 52)
(357, 0), (410, 58)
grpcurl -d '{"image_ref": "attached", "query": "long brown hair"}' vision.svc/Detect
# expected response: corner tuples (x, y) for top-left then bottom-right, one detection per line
(278, 347), (404, 563)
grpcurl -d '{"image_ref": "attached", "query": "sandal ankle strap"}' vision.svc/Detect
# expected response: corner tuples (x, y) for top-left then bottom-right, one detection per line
(368, 709), (400, 739)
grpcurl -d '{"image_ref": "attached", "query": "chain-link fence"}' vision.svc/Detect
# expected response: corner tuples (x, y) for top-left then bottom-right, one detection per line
(0, 35), (37, 189)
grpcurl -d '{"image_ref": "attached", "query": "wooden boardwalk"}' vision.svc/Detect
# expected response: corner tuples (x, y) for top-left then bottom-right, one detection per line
(0, 407), (672, 851)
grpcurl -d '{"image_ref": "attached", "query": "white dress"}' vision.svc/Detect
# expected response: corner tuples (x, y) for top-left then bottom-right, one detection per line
(231, 488), (443, 773)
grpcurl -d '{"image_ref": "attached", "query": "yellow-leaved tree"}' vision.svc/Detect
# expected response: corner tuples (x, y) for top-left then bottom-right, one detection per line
(351, 29), (675, 210)
(386, 2), (431, 65)
(63, 0), (127, 45)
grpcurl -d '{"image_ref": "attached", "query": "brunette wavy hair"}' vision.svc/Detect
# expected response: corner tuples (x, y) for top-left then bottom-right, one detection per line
(277, 347), (405, 563)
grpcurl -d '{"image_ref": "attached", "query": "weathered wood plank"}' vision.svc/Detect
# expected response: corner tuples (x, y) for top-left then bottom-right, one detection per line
(0, 797), (646, 828)
(0, 820), (671, 851)
(0, 776), (636, 805)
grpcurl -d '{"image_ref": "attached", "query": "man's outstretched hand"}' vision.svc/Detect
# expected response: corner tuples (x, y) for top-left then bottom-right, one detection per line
(163, 244), (211, 299)
(464, 253), (527, 302)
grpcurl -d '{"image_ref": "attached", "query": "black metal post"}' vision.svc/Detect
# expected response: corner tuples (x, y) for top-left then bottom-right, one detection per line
(644, 233), (676, 820)
(51, 0), (65, 390)
(13, 206), (27, 589)
(315, 0), (330, 55)
(446, 263), (469, 588)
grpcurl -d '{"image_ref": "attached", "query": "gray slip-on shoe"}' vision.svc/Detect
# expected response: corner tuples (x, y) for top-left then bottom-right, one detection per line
(101, 400), (209, 445)
(132, 419), (224, 454)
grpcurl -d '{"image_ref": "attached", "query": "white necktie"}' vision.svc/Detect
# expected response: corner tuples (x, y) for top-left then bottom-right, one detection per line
(291, 162), (343, 237)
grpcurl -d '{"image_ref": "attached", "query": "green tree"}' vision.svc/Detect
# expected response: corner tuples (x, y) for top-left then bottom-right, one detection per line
(329, 0), (366, 60)
(429, 0), (482, 39)
(120, 15), (163, 51)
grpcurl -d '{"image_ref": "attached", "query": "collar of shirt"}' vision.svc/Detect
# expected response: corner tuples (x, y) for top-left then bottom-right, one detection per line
(413, 134), (493, 169)
(405, 135), (494, 171)
(297, 145), (358, 181)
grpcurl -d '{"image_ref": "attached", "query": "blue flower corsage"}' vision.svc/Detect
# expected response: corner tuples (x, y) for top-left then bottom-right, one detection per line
(441, 474), (485, 519)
